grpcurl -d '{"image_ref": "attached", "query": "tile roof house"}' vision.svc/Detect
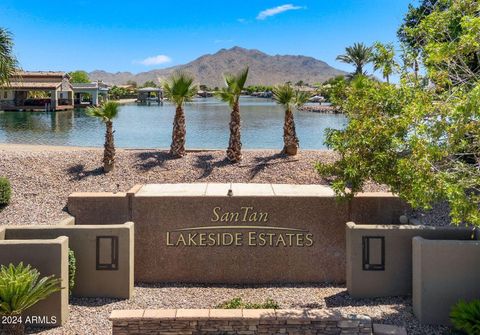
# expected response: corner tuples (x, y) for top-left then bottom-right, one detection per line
(0, 71), (74, 111)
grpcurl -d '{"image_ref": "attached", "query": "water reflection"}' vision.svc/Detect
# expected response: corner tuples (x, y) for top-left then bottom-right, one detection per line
(0, 97), (347, 149)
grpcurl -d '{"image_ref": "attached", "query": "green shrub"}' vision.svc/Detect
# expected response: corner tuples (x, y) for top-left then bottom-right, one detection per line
(216, 297), (279, 309)
(0, 177), (11, 206)
(0, 263), (62, 314)
(68, 249), (76, 294)
(0, 263), (62, 334)
(450, 299), (480, 335)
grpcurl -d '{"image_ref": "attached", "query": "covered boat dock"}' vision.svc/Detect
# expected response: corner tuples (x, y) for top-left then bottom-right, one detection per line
(0, 71), (74, 112)
(137, 87), (163, 104)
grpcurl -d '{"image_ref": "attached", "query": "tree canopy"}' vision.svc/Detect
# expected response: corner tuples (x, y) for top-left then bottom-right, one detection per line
(317, 0), (480, 226)
(142, 80), (157, 88)
(68, 70), (90, 83)
(336, 42), (373, 76)
(0, 28), (18, 86)
(163, 72), (197, 107)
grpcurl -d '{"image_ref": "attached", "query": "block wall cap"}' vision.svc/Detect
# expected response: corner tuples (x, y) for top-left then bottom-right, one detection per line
(109, 309), (370, 322)
(69, 192), (127, 198)
(109, 309), (144, 320)
(175, 308), (210, 319)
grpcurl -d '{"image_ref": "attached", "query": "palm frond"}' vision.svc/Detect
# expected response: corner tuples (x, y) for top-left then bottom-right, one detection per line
(215, 87), (235, 107)
(86, 101), (119, 122)
(162, 71), (197, 106)
(217, 67), (249, 107)
(272, 84), (295, 108)
(235, 67), (249, 90)
(336, 42), (373, 75)
(0, 28), (19, 87)
(0, 263), (62, 315)
(294, 90), (310, 107)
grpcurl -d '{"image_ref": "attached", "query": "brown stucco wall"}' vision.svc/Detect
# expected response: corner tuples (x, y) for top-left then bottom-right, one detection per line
(101, 183), (406, 284)
(412, 237), (480, 325)
(5, 222), (134, 299)
(0, 236), (68, 327)
(346, 222), (475, 298)
(109, 309), (373, 335)
(0, 227), (5, 240)
(67, 192), (130, 225)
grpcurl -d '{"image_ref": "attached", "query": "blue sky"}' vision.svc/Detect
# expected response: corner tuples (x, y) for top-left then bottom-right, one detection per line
(1, 0), (416, 75)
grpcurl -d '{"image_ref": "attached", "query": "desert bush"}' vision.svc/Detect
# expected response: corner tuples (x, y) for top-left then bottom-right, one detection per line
(0, 177), (11, 206)
(450, 299), (480, 335)
(68, 249), (76, 294)
(216, 297), (279, 309)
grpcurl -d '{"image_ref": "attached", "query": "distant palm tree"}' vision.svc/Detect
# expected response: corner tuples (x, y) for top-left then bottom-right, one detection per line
(336, 42), (373, 76)
(273, 84), (309, 155)
(0, 28), (19, 86)
(216, 67), (249, 162)
(400, 44), (420, 81)
(372, 42), (399, 83)
(163, 72), (197, 157)
(87, 101), (119, 172)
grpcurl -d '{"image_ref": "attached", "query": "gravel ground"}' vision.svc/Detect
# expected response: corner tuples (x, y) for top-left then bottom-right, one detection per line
(0, 145), (452, 335)
(0, 147), (389, 226)
(25, 283), (449, 335)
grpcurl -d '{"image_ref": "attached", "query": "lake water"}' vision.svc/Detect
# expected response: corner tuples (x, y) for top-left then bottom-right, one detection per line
(0, 97), (346, 149)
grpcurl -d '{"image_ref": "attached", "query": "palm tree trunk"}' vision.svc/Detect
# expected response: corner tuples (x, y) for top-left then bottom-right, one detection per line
(226, 101), (242, 162)
(414, 60), (419, 80)
(282, 108), (299, 155)
(170, 105), (186, 157)
(103, 120), (115, 173)
(2, 322), (25, 335)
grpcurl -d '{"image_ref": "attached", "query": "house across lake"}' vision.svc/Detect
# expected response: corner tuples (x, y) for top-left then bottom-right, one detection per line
(0, 71), (110, 111)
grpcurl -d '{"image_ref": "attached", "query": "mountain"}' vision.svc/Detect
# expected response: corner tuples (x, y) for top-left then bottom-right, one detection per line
(89, 46), (345, 87)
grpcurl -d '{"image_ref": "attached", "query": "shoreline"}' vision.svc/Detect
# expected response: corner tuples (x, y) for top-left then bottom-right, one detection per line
(0, 143), (332, 152)
(0, 146), (448, 228)
(0, 148), (348, 226)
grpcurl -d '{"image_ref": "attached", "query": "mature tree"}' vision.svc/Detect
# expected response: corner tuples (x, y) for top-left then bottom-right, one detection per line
(216, 67), (249, 162)
(317, 0), (480, 226)
(68, 70), (90, 83)
(272, 84), (309, 155)
(163, 72), (197, 157)
(126, 80), (137, 88)
(372, 42), (399, 83)
(87, 102), (120, 173)
(398, 0), (479, 88)
(397, 0), (445, 52)
(400, 44), (420, 81)
(336, 42), (373, 76)
(0, 28), (18, 86)
(142, 80), (157, 88)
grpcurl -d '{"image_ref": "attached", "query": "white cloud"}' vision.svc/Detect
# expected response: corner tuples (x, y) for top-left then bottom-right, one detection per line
(256, 4), (304, 20)
(135, 55), (172, 66)
(237, 18), (247, 23)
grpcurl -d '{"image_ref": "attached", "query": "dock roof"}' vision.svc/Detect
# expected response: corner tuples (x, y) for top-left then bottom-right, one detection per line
(1, 71), (71, 90)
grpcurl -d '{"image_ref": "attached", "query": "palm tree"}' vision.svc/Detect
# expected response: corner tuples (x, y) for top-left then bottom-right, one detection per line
(400, 44), (420, 81)
(0, 27), (19, 86)
(273, 84), (309, 155)
(336, 42), (373, 76)
(86, 101), (119, 172)
(216, 67), (249, 162)
(0, 263), (62, 335)
(163, 72), (197, 157)
(372, 42), (399, 83)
